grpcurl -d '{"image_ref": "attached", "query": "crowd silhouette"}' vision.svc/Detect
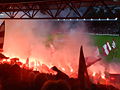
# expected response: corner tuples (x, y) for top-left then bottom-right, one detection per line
(0, 63), (118, 90)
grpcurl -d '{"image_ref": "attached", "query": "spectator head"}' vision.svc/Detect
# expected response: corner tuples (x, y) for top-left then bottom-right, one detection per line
(34, 73), (48, 90)
(41, 80), (71, 90)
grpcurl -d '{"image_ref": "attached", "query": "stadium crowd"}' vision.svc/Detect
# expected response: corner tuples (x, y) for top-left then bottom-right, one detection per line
(0, 62), (119, 90)
(87, 21), (120, 35)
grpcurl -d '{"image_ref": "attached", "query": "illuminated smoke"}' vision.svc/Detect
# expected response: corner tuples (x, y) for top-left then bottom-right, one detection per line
(2, 20), (120, 89)
(3, 20), (98, 76)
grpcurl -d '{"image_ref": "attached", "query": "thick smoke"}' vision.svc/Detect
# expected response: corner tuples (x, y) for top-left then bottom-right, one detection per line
(3, 20), (106, 76)
(2, 20), (120, 88)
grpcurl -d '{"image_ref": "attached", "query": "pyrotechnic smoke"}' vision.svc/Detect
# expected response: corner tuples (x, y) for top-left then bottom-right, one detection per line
(3, 20), (98, 75)
(2, 20), (120, 88)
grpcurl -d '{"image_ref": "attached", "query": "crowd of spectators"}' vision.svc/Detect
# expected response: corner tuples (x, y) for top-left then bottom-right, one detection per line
(86, 21), (120, 35)
(0, 63), (119, 90)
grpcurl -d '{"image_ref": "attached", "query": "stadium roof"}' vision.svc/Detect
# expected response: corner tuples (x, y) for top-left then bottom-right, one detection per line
(0, 0), (119, 4)
(0, 0), (43, 3)
(0, 0), (119, 19)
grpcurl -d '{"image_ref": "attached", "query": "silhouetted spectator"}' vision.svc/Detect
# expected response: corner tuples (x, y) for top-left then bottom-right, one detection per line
(34, 73), (48, 90)
(41, 80), (71, 90)
(51, 66), (69, 80)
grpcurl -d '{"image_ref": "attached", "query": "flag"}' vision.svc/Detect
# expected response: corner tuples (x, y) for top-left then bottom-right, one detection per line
(112, 40), (116, 49)
(106, 41), (112, 51)
(102, 44), (110, 55)
(0, 21), (5, 52)
(78, 46), (91, 89)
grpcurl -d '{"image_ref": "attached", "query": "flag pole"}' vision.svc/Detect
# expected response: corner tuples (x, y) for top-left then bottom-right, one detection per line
(78, 46), (91, 89)
(0, 21), (5, 52)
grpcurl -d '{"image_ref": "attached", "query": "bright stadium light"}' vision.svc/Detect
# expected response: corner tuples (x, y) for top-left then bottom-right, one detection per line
(115, 17), (118, 21)
(91, 18), (93, 21)
(83, 18), (86, 21)
(56, 18), (117, 21)
(107, 18), (109, 21)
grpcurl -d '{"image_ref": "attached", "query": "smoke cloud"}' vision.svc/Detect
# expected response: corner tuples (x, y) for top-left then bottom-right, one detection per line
(3, 20), (106, 76)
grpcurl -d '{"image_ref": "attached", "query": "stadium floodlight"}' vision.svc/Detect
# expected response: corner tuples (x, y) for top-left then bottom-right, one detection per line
(56, 18), (117, 21)
(115, 18), (118, 21)
(107, 18), (109, 21)
(91, 18), (93, 21)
